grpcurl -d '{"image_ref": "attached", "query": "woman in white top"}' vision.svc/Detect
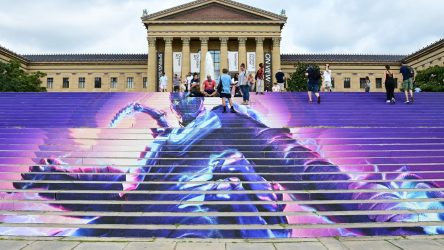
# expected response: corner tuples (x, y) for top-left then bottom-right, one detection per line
(186, 73), (193, 92)
(322, 64), (333, 92)
(159, 72), (168, 92)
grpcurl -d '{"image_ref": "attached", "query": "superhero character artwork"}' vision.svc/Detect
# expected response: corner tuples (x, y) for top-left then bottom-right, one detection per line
(1, 93), (443, 238)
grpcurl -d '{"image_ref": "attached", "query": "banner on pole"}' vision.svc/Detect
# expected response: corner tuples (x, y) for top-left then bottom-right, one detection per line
(157, 52), (164, 88)
(190, 53), (201, 73)
(228, 51), (238, 72)
(264, 52), (272, 86)
(247, 52), (256, 72)
(173, 52), (182, 74)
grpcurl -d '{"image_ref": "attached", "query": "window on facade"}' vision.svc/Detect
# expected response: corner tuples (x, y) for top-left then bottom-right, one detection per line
(394, 78), (398, 89)
(331, 77), (335, 88)
(143, 77), (147, 89)
(110, 77), (118, 89)
(209, 50), (221, 79)
(376, 78), (382, 88)
(359, 78), (367, 89)
(127, 77), (134, 89)
(78, 77), (86, 89)
(46, 78), (53, 89)
(344, 78), (351, 88)
(94, 77), (102, 88)
(62, 78), (70, 88)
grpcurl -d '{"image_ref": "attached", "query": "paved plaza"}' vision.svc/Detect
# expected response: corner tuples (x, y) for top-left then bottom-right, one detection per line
(1, 236), (444, 250)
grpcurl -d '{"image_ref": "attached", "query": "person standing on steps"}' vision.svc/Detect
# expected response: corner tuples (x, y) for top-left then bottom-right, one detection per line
(238, 63), (250, 105)
(275, 69), (286, 92)
(173, 74), (181, 93)
(306, 65), (321, 104)
(185, 72), (193, 92)
(220, 68), (236, 113)
(322, 64), (333, 92)
(384, 65), (396, 104)
(159, 72), (168, 92)
(244, 73), (255, 105)
(365, 76), (371, 93)
(400, 61), (415, 104)
(255, 63), (265, 95)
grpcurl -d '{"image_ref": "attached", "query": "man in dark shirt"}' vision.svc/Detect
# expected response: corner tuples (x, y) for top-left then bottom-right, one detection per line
(400, 61), (414, 104)
(275, 69), (286, 92)
(306, 65), (321, 104)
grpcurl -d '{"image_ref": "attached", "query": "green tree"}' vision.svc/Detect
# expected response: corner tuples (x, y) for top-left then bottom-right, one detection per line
(0, 60), (47, 92)
(287, 62), (320, 92)
(414, 65), (444, 92)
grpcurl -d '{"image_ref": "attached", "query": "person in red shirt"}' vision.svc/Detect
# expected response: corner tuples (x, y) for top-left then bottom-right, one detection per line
(256, 63), (265, 95)
(203, 75), (217, 97)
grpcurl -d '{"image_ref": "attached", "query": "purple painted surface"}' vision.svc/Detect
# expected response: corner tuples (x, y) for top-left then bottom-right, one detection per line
(0, 92), (443, 238)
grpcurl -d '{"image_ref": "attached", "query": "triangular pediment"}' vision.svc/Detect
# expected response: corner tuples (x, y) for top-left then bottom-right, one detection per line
(159, 3), (270, 21)
(142, 0), (287, 23)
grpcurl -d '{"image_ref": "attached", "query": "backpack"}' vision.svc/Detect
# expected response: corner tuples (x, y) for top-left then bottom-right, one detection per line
(408, 66), (415, 78)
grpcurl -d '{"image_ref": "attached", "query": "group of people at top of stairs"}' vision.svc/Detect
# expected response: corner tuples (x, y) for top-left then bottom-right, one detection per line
(307, 62), (416, 105)
(158, 63), (287, 105)
(159, 61), (416, 106)
(385, 61), (416, 104)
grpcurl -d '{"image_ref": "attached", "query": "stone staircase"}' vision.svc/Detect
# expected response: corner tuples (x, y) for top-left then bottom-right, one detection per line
(0, 92), (443, 238)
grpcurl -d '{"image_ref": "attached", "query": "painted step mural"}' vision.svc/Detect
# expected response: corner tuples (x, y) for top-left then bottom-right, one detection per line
(0, 92), (443, 238)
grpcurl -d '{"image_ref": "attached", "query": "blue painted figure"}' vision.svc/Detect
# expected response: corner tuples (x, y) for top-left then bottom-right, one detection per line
(15, 93), (444, 238)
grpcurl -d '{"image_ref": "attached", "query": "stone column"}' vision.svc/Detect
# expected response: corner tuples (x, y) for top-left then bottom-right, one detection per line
(200, 37), (209, 85)
(272, 37), (282, 87)
(164, 37), (173, 92)
(147, 37), (157, 92)
(255, 37), (264, 69)
(181, 37), (190, 82)
(220, 37), (228, 73)
(238, 38), (247, 71)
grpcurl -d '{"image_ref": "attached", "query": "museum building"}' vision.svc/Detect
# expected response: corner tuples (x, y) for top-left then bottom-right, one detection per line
(1, 0), (443, 92)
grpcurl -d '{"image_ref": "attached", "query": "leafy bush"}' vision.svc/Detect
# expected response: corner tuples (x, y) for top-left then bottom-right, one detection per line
(0, 60), (47, 92)
(287, 62), (320, 92)
(414, 65), (444, 92)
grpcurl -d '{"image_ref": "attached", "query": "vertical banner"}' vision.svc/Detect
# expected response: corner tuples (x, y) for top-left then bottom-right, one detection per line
(173, 52), (182, 75)
(157, 52), (164, 89)
(247, 52), (256, 72)
(228, 51), (238, 72)
(190, 53), (201, 73)
(264, 52), (272, 86)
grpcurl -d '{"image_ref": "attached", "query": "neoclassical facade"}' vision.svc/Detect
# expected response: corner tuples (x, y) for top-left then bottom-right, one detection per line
(142, 0), (286, 92)
(1, 0), (443, 92)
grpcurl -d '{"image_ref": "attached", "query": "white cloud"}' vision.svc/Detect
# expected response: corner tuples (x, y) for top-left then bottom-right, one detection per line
(0, 0), (443, 54)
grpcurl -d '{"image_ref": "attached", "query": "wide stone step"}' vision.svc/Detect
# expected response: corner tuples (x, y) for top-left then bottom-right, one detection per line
(0, 216), (442, 225)
(5, 178), (444, 185)
(2, 170), (444, 178)
(1, 221), (443, 230)
(2, 209), (444, 216)
(2, 198), (442, 205)
(3, 188), (444, 194)
(2, 151), (444, 158)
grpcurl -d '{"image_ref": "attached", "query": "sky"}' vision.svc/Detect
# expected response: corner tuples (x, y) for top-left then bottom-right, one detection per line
(0, 0), (443, 55)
